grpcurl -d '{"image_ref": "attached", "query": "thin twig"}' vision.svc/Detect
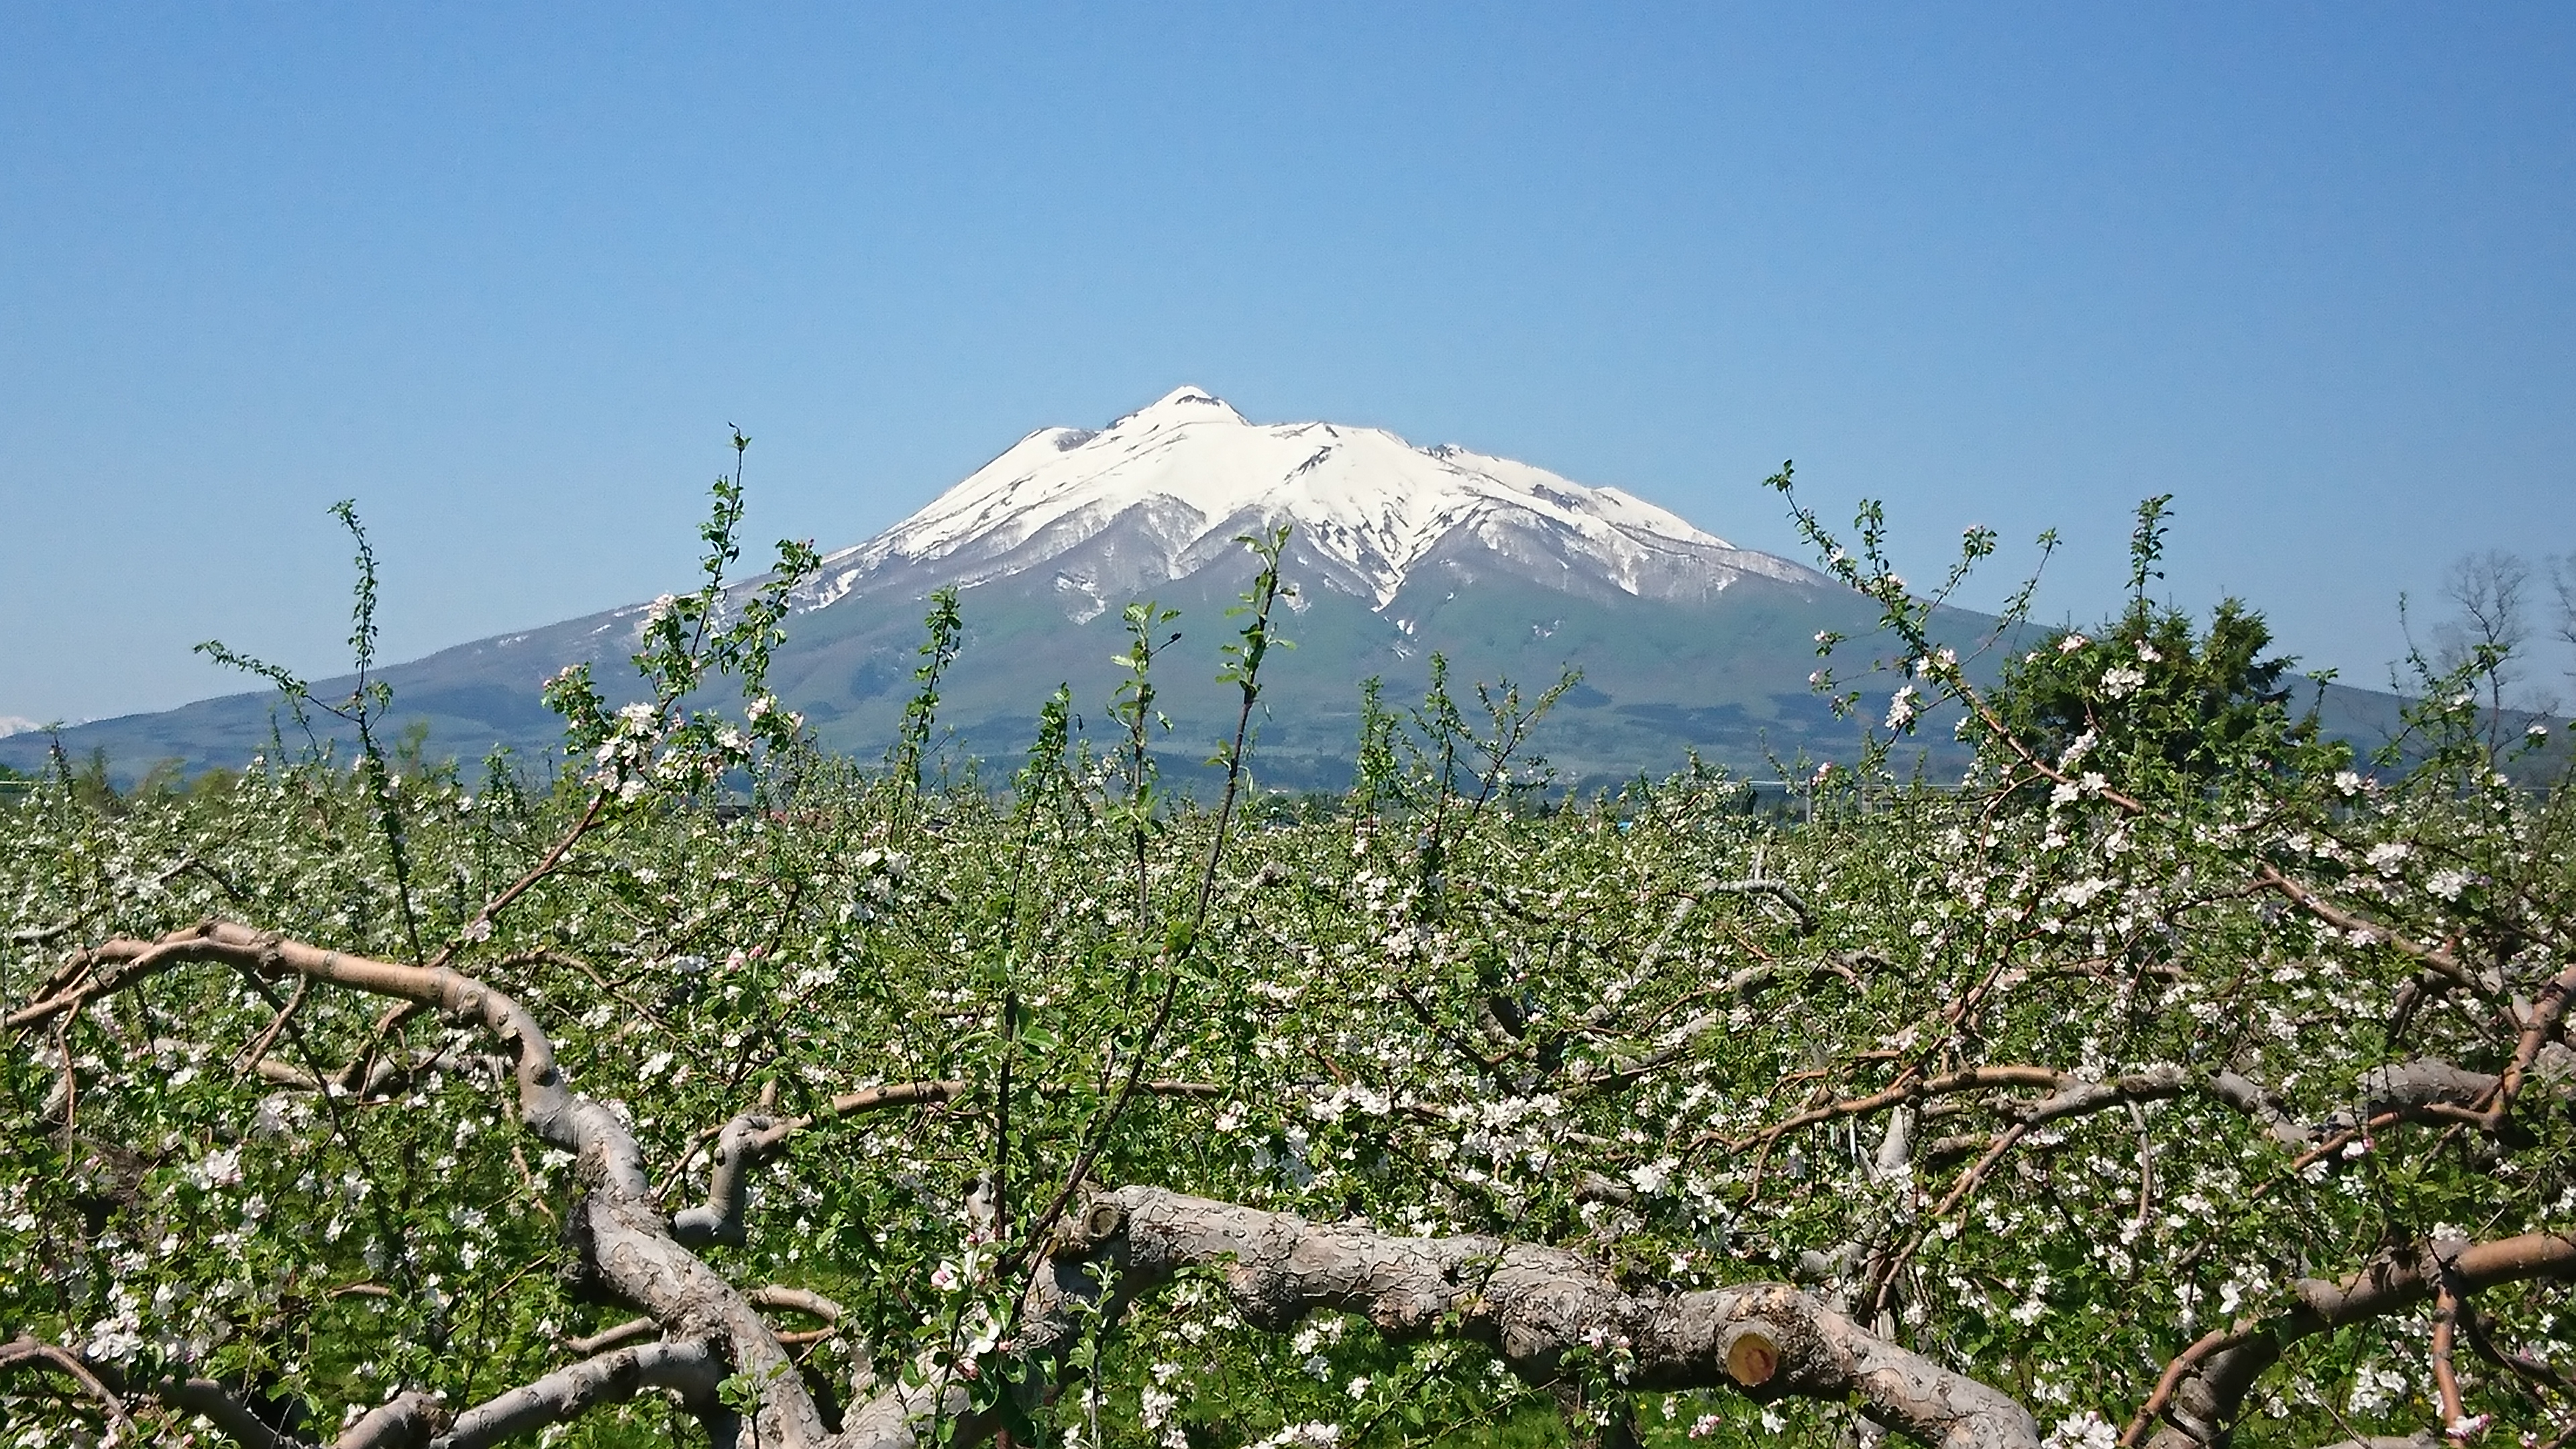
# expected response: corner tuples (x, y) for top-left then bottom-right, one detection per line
(231, 974), (309, 1078)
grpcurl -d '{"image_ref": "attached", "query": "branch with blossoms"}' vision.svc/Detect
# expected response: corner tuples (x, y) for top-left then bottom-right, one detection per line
(1767, 467), (2573, 1008)
(1596, 820), (2575, 1445)
(9, 921), (833, 1447)
(476, 433), (820, 959)
(1766, 462), (2150, 812)
(1764, 473), (2568, 1056)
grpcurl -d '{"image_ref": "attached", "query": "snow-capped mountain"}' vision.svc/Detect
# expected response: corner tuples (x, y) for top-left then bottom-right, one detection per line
(4, 387), (1948, 789)
(0, 383), (2426, 791)
(802, 386), (1819, 621)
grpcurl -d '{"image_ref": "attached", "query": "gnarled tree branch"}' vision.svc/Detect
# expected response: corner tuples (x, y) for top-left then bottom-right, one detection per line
(433, 1338), (726, 1449)
(2135, 1231), (2576, 1449)
(986, 1187), (2039, 1449)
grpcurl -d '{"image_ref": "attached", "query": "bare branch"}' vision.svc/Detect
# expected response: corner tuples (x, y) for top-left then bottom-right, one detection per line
(1702, 876), (1819, 936)
(0, 1336), (138, 1437)
(0, 1334), (400, 1449)
(1000, 1187), (2037, 1449)
(674, 1112), (782, 1248)
(337, 1391), (450, 1449)
(2135, 1231), (2576, 1448)
(2428, 1278), (2465, 1434)
(2204, 1071), (2311, 1150)
(231, 975), (310, 1078)
(1748, 1065), (2066, 1144)
(748, 1285), (845, 1325)
(2457, 1295), (2576, 1393)
(653, 1078), (1222, 1204)
(2469, 961), (2576, 1132)
(564, 1318), (661, 1358)
(427, 789), (610, 970)
(433, 1339), (724, 1449)
(2254, 863), (2471, 987)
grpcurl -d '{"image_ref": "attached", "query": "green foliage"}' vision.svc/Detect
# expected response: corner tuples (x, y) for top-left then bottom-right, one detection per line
(1984, 598), (2340, 794)
(1974, 497), (2345, 798)
(1774, 479), (2348, 804)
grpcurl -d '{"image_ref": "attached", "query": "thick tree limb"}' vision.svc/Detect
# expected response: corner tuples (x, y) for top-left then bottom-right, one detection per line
(431, 1338), (724, 1449)
(0, 1336), (138, 1437)
(2135, 1231), (2576, 1449)
(991, 1187), (2037, 1449)
(674, 1112), (782, 1247)
(2203, 1071), (2311, 1150)
(340, 1391), (451, 1449)
(2339, 1058), (2505, 1134)
(1701, 876), (1819, 936)
(2465, 961), (2576, 1132)
(835, 1187), (2041, 1449)
(573, 1191), (826, 1444)
(749, 1285), (846, 1325)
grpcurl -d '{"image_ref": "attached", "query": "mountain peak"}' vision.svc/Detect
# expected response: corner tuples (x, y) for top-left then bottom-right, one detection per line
(1114, 385), (1247, 429)
(806, 389), (1822, 616)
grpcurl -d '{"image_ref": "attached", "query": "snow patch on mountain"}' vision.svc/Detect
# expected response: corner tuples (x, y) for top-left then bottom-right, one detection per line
(802, 386), (1821, 616)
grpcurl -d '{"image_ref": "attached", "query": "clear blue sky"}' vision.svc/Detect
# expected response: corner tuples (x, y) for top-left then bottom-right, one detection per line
(3, 3), (2571, 726)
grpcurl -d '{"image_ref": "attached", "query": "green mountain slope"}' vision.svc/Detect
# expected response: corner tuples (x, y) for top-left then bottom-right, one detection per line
(0, 555), (2428, 795)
